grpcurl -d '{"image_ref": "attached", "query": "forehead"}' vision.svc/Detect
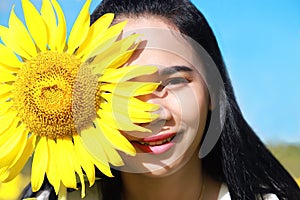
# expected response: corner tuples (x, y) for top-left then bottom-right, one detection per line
(120, 17), (200, 66)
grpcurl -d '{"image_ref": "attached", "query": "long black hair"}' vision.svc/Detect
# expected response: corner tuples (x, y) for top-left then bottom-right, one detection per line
(91, 0), (300, 200)
(22, 0), (300, 199)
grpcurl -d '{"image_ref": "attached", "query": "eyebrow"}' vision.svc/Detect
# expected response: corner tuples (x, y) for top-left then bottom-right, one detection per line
(160, 65), (193, 76)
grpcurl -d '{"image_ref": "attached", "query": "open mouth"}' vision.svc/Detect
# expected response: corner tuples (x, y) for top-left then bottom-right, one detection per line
(131, 133), (176, 154)
(137, 135), (175, 146)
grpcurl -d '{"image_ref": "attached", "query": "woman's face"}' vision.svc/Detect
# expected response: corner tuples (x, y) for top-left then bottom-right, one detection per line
(117, 17), (210, 176)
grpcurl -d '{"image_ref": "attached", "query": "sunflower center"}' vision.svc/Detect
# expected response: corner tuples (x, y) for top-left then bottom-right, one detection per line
(13, 51), (98, 139)
(40, 85), (64, 108)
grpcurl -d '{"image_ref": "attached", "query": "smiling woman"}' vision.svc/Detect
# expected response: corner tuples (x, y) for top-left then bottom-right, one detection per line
(10, 0), (300, 200)
(114, 25), (212, 178)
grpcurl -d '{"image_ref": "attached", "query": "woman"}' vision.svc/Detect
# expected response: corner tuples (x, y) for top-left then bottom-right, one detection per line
(22, 0), (300, 199)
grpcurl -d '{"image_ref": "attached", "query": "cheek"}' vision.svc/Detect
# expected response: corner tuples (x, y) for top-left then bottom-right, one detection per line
(166, 84), (208, 129)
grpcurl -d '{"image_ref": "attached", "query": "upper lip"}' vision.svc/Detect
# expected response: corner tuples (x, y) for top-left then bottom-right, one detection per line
(140, 132), (176, 142)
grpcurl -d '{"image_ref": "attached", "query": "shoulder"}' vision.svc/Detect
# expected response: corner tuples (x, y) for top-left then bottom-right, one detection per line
(217, 183), (279, 200)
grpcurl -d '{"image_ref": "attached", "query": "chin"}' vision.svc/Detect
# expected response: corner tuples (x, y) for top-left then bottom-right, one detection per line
(143, 149), (199, 178)
(141, 159), (185, 178)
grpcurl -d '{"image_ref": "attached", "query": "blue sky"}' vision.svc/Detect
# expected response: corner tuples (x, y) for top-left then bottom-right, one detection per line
(0, 0), (299, 144)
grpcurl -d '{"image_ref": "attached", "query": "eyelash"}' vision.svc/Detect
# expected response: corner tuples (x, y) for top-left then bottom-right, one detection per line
(160, 77), (190, 89)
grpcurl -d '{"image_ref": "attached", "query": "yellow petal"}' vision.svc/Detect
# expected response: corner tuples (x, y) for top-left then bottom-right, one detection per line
(8, 8), (37, 58)
(46, 139), (60, 194)
(41, 0), (57, 49)
(100, 82), (159, 97)
(129, 113), (159, 124)
(0, 44), (23, 69)
(97, 103), (150, 132)
(67, 0), (91, 54)
(31, 137), (48, 191)
(99, 138), (124, 166)
(80, 126), (109, 164)
(1, 134), (35, 182)
(21, 0), (48, 51)
(107, 48), (137, 69)
(0, 93), (10, 103)
(57, 138), (77, 189)
(0, 110), (18, 135)
(89, 154), (113, 178)
(0, 24), (32, 60)
(76, 13), (114, 58)
(0, 101), (13, 116)
(73, 135), (95, 187)
(0, 123), (27, 167)
(77, 170), (85, 198)
(123, 84), (160, 122)
(130, 97), (160, 112)
(0, 119), (19, 144)
(99, 65), (157, 83)
(0, 167), (9, 180)
(96, 118), (135, 156)
(89, 32), (139, 71)
(101, 92), (159, 122)
(92, 120), (125, 165)
(2, 127), (28, 171)
(51, 0), (66, 52)
(58, 184), (67, 200)
(128, 98), (160, 122)
(82, 21), (128, 60)
(0, 68), (16, 83)
(95, 110), (120, 130)
(101, 99), (158, 125)
(65, 136), (86, 198)
(0, 64), (20, 73)
(80, 126), (113, 177)
(0, 84), (14, 99)
(0, 25), (6, 35)
(96, 108), (154, 132)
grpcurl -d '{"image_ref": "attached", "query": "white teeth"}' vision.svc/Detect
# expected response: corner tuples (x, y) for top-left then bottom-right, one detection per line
(138, 136), (173, 146)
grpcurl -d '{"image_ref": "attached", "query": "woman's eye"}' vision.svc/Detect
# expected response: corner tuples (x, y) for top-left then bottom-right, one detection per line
(163, 77), (189, 88)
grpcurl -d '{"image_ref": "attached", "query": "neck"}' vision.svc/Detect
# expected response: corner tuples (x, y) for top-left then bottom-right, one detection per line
(121, 153), (204, 200)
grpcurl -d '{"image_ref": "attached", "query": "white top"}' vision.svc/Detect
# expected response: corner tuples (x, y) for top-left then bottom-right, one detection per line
(218, 184), (279, 200)
(36, 182), (279, 200)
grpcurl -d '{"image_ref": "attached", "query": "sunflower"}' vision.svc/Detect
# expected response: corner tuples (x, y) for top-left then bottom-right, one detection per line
(0, 0), (159, 198)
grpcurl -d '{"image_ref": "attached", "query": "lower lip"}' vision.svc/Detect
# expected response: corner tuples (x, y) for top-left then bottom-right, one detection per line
(133, 141), (175, 154)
